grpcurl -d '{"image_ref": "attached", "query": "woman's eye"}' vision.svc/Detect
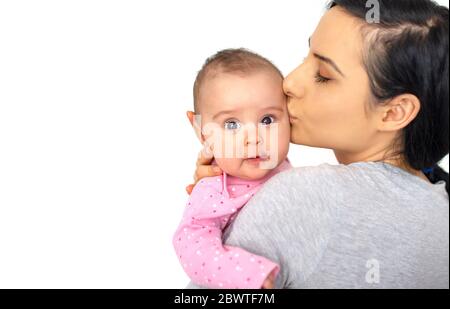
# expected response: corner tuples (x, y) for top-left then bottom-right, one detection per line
(224, 120), (241, 131)
(315, 72), (331, 84)
(261, 116), (275, 126)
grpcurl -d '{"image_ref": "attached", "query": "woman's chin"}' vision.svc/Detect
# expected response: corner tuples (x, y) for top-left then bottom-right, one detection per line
(290, 130), (304, 145)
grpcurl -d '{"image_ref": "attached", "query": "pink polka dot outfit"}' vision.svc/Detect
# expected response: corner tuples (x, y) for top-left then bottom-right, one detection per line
(173, 159), (292, 289)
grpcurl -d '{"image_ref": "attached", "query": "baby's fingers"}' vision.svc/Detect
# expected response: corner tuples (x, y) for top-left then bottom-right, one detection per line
(185, 184), (195, 195)
(186, 165), (222, 196)
(262, 278), (274, 289)
(196, 145), (214, 167)
(194, 164), (222, 183)
(262, 269), (278, 289)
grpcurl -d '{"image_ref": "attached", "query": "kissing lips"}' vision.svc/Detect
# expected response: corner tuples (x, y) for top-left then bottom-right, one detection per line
(289, 116), (299, 124)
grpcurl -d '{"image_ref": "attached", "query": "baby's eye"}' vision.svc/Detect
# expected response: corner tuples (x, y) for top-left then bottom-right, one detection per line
(224, 120), (241, 131)
(261, 115), (275, 126)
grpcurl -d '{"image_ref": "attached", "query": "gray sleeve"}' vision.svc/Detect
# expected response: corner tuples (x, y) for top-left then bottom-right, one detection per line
(184, 163), (449, 289)
(223, 168), (339, 288)
(185, 167), (339, 289)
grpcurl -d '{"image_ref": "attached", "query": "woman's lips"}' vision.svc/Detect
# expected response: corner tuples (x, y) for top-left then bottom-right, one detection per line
(289, 116), (299, 124)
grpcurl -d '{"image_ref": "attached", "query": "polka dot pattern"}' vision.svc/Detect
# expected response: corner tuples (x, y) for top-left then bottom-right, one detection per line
(173, 160), (291, 289)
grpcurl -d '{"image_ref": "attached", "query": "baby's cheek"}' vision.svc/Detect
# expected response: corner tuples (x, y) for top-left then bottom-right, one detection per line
(264, 124), (289, 156)
(278, 123), (291, 158)
(263, 125), (289, 168)
(211, 132), (242, 159)
(214, 158), (243, 176)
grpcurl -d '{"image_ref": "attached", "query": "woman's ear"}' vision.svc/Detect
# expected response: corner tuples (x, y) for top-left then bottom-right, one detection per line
(186, 111), (205, 143)
(378, 94), (421, 132)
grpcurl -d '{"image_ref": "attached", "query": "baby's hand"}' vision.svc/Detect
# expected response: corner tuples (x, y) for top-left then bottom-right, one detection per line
(261, 269), (277, 289)
(185, 111), (222, 195)
(185, 139), (222, 195)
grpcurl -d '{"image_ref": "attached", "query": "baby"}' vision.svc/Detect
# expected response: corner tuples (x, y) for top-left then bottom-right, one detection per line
(173, 48), (291, 289)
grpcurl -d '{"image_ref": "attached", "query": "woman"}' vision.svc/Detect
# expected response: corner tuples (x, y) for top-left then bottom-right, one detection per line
(186, 0), (449, 288)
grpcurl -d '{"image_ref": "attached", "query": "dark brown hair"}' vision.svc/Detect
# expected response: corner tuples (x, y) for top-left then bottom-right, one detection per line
(329, 0), (449, 193)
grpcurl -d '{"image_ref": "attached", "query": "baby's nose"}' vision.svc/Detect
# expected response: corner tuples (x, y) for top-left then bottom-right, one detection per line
(244, 128), (263, 145)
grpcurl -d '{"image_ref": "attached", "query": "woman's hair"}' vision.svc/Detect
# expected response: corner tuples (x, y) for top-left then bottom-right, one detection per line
(329, 0), (449, 193)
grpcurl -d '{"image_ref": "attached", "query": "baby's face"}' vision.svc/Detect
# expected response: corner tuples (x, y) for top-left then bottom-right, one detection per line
(197, 71), (290, 180)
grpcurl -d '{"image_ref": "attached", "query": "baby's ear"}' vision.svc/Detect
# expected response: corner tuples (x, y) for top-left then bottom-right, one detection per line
(186, 111), (195, 126)
(186, 111), (204, 143)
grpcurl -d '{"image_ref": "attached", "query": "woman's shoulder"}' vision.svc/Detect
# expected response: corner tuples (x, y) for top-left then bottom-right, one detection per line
(264, 161), (448, 202)
(265, 163), (352, 192)
(249, 163), (351, 215)
(280, 161), (397, 180)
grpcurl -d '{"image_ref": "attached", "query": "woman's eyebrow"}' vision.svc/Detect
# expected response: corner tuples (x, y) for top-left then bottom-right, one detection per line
(313, 53), (345, 77)
(308, 37), (345, 77)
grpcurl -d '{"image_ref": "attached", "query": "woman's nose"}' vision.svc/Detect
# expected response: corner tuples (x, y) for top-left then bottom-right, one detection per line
(283, 66), (306, 99)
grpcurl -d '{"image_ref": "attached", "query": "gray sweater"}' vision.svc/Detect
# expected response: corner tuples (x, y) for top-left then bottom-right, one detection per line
(186, 162), (449, 289)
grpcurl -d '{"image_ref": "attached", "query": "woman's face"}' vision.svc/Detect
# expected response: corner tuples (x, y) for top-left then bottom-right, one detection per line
(284, 7), (380, 157)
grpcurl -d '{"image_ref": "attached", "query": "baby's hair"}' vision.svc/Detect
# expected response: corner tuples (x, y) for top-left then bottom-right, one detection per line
(193, 48), (283, 113)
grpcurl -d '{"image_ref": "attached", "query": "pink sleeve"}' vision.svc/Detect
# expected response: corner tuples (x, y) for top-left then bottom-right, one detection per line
(173, 178), (279, 289)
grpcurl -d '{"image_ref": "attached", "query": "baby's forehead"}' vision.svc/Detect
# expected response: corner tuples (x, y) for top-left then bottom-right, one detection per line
(198, 72), (286, 117)
(204, 68), (282, 85)
(199, 69), (283, 97)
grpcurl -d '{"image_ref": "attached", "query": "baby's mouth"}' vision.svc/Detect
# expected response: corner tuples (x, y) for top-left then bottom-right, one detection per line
(244, 155), (271, 165)
(245, 151), (269, 159)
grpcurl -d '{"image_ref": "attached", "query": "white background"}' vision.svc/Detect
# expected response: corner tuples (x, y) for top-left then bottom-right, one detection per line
(0, 0), (448, 288)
